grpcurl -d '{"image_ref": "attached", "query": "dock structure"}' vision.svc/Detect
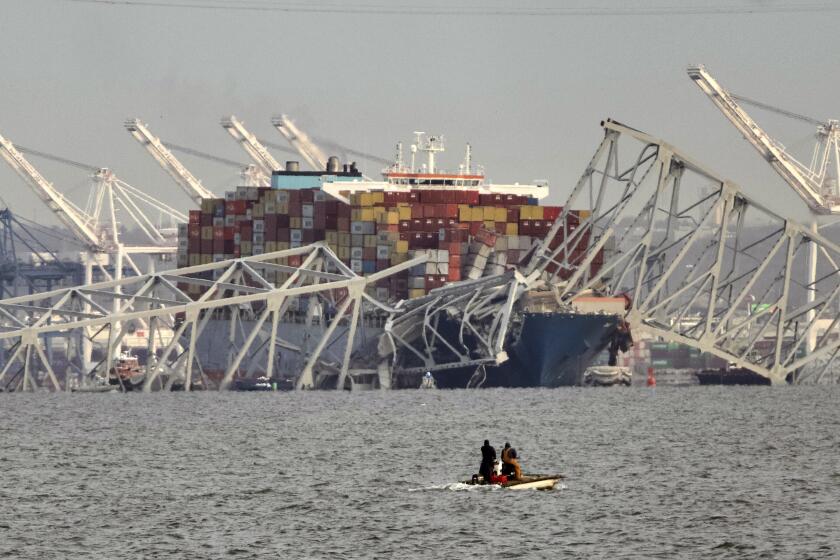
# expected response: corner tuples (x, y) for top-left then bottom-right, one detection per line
(0, 243), (424, 392)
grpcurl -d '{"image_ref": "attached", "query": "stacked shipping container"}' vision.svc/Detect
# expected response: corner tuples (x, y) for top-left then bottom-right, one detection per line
(177, 186), (603, 300)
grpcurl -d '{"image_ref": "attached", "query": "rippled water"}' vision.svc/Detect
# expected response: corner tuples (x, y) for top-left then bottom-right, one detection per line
(1, 386), (838, 559)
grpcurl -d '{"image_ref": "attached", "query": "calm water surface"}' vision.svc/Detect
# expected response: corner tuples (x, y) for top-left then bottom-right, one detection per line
(1, 386), (838, 559)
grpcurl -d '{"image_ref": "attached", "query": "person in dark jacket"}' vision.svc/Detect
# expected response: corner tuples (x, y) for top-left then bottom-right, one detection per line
(479, 440), (496, 482)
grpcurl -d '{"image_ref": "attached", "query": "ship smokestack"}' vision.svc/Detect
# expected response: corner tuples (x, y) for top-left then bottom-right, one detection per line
(326, 156), (340, 173)
(286, 161), (300, 172)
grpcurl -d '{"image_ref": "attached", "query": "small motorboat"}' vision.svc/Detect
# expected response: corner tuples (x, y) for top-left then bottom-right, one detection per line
(464, 473), (564, 490)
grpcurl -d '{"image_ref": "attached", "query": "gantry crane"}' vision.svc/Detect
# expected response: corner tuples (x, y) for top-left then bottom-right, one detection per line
(271, 114), (329, 171)
(221, 115), (283, 180)
(687, 65), (840, 214)
(688, 64), (840, 355)
(124, 118), (216, 205)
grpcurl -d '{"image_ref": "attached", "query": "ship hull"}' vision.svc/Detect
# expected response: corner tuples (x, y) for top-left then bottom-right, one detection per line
(433, 312), (621, 388)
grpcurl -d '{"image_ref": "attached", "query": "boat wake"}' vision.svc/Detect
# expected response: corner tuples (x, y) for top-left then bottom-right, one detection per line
(408, 482), (502, 492)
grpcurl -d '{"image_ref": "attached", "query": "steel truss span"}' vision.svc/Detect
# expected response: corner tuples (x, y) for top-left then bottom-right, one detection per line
(527, 120), (840, 384)
(0, 244), (424, 392)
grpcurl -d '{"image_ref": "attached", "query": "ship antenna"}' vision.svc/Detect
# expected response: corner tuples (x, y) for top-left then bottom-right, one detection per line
(464, 143), (472, 174)
(395, 141), (403, 170)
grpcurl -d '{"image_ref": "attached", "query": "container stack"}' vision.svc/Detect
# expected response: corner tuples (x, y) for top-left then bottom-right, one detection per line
(177, 186), (602, 301)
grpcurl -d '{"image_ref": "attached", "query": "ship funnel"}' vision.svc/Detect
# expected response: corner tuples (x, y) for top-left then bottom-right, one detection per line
(326, 156), (341, 173)
(286, 161), (300, 172)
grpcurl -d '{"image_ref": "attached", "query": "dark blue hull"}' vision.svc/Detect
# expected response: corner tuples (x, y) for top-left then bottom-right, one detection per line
(435, 312), (621, 388)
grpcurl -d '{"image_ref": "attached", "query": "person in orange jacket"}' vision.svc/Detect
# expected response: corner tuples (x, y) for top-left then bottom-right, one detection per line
(500, 442), (522, 480)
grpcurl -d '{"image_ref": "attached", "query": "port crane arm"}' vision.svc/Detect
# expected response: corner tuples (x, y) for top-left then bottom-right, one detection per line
(271, 114), (328, 171)
(687, 65), (840, 214)
(124, 118), (215, 205)
(221, 115), (283, 176)
(0, 132), (102, 249)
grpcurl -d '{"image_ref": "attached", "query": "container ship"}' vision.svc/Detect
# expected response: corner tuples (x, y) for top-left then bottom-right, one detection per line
(177, 133), (623, 388)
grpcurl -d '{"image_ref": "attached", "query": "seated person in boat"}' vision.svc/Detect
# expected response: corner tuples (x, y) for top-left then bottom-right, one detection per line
(501, 442), (522, 480)
(479, 439), (496, 481)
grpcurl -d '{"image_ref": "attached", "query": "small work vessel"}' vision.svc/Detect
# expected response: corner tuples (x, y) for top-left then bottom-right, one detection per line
(464, 473), (564, 490)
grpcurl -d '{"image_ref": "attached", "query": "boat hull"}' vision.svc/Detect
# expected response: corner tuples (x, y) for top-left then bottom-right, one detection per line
(434, 312), (620, 388)
(464, 473), (563, 490)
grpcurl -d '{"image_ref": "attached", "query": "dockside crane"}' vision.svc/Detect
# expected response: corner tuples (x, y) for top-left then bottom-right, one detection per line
(687, 65), (840, 214)
(688, 64), (840, 356)
(125, 118), (216, 205)
(221, 115), (283, 181)
(272, 114), (329, 171)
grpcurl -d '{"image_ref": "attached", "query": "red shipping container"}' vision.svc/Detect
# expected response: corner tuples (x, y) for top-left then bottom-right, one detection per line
(264, 228), (278, 242)
(325, 215), (337, 229)
(338, 203), (351, 218)
(289, 201), (302, 216)
(265, 214), (278, 230)
(226, 200), (247, 215)
(213, 226), (225, 240)
(411, 205), (424, 219)
(506, 208), (520, 222)
(425, 275), (437, 290)
(313, 229), (325, 242)
(468, 222), (481, 236)
(520, 220), (532, 236)
(302, 230), (315, 243)
(447, 268), (461, 282)
(201, 239), (213, 253)
(363, 247), (376, 260)
(189, 210), (201, 224)
(277, 228), (290, 242)
(338, 217), (351, 231)
(188, 224), (201, 239)
(200, 213), (213, 227)
(213, 238), (224, 253)
(411, 218), (423, 231)
(325, 200), (338, 215)
(409, 191), (420, 202)
(399, 232), (410, 241)
(376, 259), (390, 271)
(289, 255), (302, 267)
(277, 215), (290, 228)
(300, 189), (314, 203)
(543, 206), (561, 221)
(399, 220), (411, 232)
(188, 238), (201, 253)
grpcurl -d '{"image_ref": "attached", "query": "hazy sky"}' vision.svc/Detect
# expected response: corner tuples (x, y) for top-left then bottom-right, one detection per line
(1, 0), (838, 232)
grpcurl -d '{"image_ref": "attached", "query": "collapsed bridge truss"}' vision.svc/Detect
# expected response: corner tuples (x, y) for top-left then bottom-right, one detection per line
(0, 244), (423, 392)
(527, 120), (840, 384)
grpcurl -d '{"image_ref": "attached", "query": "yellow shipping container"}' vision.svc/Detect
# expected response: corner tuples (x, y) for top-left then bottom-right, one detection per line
(505, 222), (519, 236)
(372, 191), (385, 204)
(290, 217), (302, 229)
(339, 232), (352, 247)
(395, 240), (409, 253)
(494, 207), (508, 222)
(338, 246), (351, 260)
(390, 253), (408, 265)
(398, 206), (411, 220)
(360, 208), (375, 222)
(483, 220), (495, 229)
(482, 206), (495, 221)
(189, 254), (200, 266)
(471, 207), (484, 222)
(201, 226), (214, 240)
(252, 203), (264, 218)
(325, 231), (339, 246)
(386, 211), (399, 225)
(579, 209), (591, 219)
(265, 241), (278, 253)
(373, 206), (387, 221)
(532, 206), (544, 220)
(276, 241), (290, 250)
(351, 208), (362, 221)
(364, 235), (377, 248)
(277, 202), (289, 215)
(459, 206), (472, 221)
(409, 289), (426, 299)
(360, 193), (374, 207)
(200, 254), (212, 265)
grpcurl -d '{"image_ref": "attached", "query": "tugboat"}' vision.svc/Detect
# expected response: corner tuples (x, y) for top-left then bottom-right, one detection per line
(108, 352), (144, 391)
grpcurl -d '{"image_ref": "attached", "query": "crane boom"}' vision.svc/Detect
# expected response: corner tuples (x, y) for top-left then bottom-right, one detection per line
(220, 116), (283, 178)
(271, 115), (328, 171)
(124, 118), (215, 205)
(0, 131), (102, 249)
(687, 65), (840, 214)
